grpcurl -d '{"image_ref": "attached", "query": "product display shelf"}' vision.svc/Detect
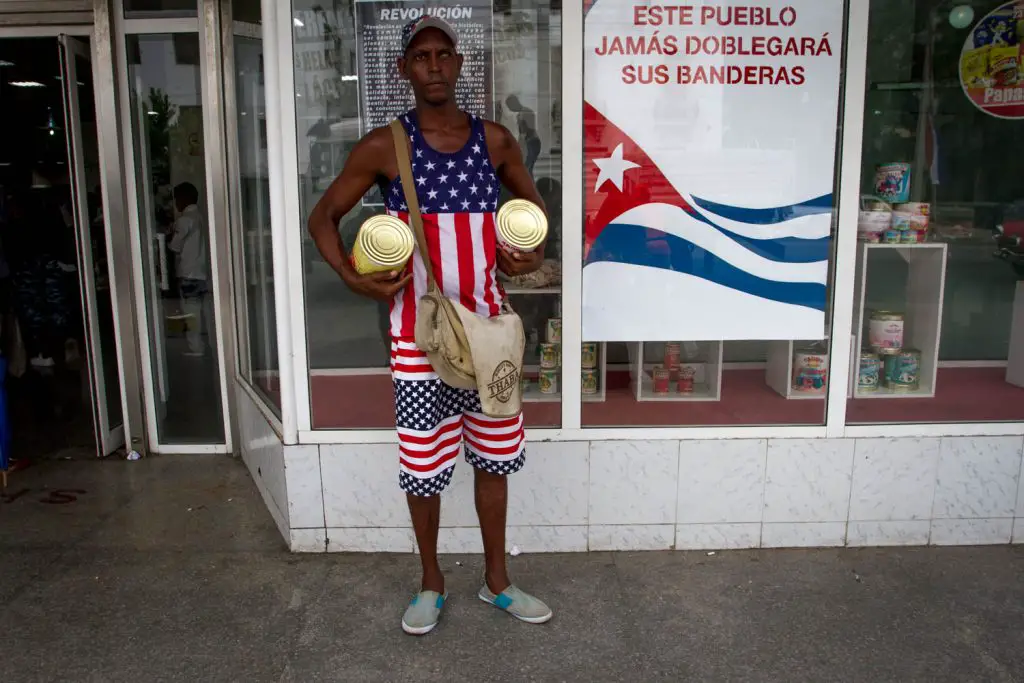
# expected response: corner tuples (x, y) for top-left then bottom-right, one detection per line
(522, 342), (608, 403)
(851, 242), (948, 399)
(629, 341), (724, 402)
(765, 335), (842, 400)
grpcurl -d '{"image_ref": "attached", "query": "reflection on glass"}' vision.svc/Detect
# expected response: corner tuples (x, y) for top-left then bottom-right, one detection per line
(292, 0), (563, 428)
(69, 50), (124, 434)
(127, 33), (225, 444)
(847, 0), (1024, 424)
(123, 0), (197, 18)
(231, 24), (280, 412)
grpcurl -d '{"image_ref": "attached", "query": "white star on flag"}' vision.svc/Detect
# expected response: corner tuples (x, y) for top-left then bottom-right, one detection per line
(446, 160), (456, 170)
(425, 161), (436, 171)
(478, 200), (488, 210)
(438, 174), (448, 184)
(449, 188), (458, 198)
(593, 143), (639, 193)
(415, 149), (423, 158)
(469, 184), (478, 195)
(472, 143), (481, 154)
(416, 176), (426, 186)
(427, 189), (438, 200)
(465, 157), (475, 167)
(457, 172), (468, 182)
(440, 203), (449, 211)
(461, 200), (471, 210)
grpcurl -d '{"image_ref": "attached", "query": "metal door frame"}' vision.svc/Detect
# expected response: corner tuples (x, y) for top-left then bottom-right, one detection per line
(111, 0), (236, 454)
(58, 33), (125, 455)
(0, 14), (148, 456)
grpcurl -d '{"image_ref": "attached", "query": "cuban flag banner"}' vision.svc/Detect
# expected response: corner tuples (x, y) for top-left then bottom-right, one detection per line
(583, 0), (844, 341)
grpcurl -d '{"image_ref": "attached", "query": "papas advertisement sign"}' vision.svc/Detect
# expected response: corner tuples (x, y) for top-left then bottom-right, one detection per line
(960, 1), (1024, 119)
(582, 1), (843, 342)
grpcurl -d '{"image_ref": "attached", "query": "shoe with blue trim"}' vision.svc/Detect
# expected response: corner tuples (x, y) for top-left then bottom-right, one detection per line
(401, 590), (447, 635)
(478, 584), (553, 624)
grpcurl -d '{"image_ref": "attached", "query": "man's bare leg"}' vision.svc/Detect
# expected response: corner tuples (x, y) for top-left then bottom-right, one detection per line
(474, 468), (512, 594)
(407, 493), (445, 594)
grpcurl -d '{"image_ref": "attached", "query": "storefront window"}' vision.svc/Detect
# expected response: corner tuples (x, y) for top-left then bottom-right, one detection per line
(579, 0), (845, 426)
(292, 0), (562, 428)
(848, 0), (1024, 424)
(229, 5), (279, 412)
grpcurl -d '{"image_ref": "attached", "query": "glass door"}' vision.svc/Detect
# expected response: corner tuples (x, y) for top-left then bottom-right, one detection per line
(57, 35), (125, 456)
(125, 32), (226, 446)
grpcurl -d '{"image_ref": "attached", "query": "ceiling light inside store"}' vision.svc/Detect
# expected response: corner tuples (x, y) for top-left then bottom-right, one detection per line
(147, 111), (158, 116)
(0, 60), (14, 67)
(949, 5), (974, 29)
(341, 75), (358, 81)
(10, 81), (45, 88)
(294, 17), (304, 27)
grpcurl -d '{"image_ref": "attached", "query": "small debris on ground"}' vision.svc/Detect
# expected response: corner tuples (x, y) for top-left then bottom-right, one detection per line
(707, 551), (716, 556)
(455, 561), (463, 567)
(510, 545), (523, 557)
(127, 451), (141, 461)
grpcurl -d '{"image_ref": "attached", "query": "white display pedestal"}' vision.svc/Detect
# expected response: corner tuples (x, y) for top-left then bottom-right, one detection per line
(766, 336), (848, 400)
(851, 243), (948, 399)
(628, 341), (724, 402)
(1007, 281), (1024, 388)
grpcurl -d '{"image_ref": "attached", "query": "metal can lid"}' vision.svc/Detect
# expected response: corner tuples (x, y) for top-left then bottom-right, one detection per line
(357, 215), (415, 267)
(497, 199), (548, 251)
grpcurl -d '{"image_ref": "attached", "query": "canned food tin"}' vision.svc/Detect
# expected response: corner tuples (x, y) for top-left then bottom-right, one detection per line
(581, 368), (599, 395)
(539, 369), (559, 395)
(883, 229), (902, 244)
(351, 215), (415, 274)
(900, 229), (925, 243)
(869, 311), (905, 355)
(858, 210), (891, 242)
(895, 202), (930, 216)
(858, 353), (882, 392)
(539, 343), (560, 369)
(884, 349), (920, 392)
(652, 366), (670, 394)
(792, 350), (828, 394)
(890, 212), (914, 231)
(581, 343), (599, 369)
(496, 199), (548, 252)
(677, 366), (696, 393)
(664, 342), (681, 373)
(545, 318), (562, 344)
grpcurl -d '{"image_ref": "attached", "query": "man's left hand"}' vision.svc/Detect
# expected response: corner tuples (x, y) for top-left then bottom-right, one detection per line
(497, 248), (544, 277)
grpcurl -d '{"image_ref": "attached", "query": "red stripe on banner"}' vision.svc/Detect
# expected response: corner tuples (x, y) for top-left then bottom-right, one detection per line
(454, 213), (477, 311)
(391, 363), (435, 375)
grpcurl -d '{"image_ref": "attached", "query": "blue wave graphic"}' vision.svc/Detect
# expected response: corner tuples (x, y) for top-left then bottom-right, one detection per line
(691, 194), (833, 225)
(586, 223), (827, 312)
(701, 228), (829, 264)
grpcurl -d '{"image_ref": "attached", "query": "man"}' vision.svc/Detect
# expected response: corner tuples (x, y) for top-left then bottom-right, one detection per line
(168, 182), (212, 357)
(308, 16), (552, 635)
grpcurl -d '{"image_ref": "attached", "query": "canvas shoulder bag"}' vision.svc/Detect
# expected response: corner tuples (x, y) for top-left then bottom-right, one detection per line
(390, 119), (526, 418)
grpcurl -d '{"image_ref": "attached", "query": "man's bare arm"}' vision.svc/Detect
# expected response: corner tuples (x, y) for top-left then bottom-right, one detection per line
(307, 128), (411, 301)
(483, 121), (548, 276)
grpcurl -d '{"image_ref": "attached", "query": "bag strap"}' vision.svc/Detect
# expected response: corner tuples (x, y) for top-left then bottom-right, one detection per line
(390, 119), (435, 289)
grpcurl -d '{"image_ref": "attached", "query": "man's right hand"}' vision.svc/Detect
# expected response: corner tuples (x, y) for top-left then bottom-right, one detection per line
(343, 269), (412, 302)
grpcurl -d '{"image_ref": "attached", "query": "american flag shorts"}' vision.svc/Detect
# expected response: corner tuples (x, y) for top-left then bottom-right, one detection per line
(392, 339), (526, 496)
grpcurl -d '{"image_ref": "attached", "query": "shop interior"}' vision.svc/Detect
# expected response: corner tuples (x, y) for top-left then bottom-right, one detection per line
(0, 37), (108, 463)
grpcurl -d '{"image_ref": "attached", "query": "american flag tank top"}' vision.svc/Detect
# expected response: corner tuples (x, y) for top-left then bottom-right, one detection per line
(383, 110), (505, 340)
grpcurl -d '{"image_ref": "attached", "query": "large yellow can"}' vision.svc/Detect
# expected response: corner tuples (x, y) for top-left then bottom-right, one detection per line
(351, 215), (415, 274)
(496, 199), (548, 252)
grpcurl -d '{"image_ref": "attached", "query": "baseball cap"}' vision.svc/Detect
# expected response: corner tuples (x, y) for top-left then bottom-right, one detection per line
(401, 16), (459, 53)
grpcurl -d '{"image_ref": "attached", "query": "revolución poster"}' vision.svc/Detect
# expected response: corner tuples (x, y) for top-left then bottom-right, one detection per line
(582, 1), (844, 341)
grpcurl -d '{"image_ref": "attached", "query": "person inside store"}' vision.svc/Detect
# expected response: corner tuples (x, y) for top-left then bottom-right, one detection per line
(168, 182), (212, 357)
(307, 16), (552, 635)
